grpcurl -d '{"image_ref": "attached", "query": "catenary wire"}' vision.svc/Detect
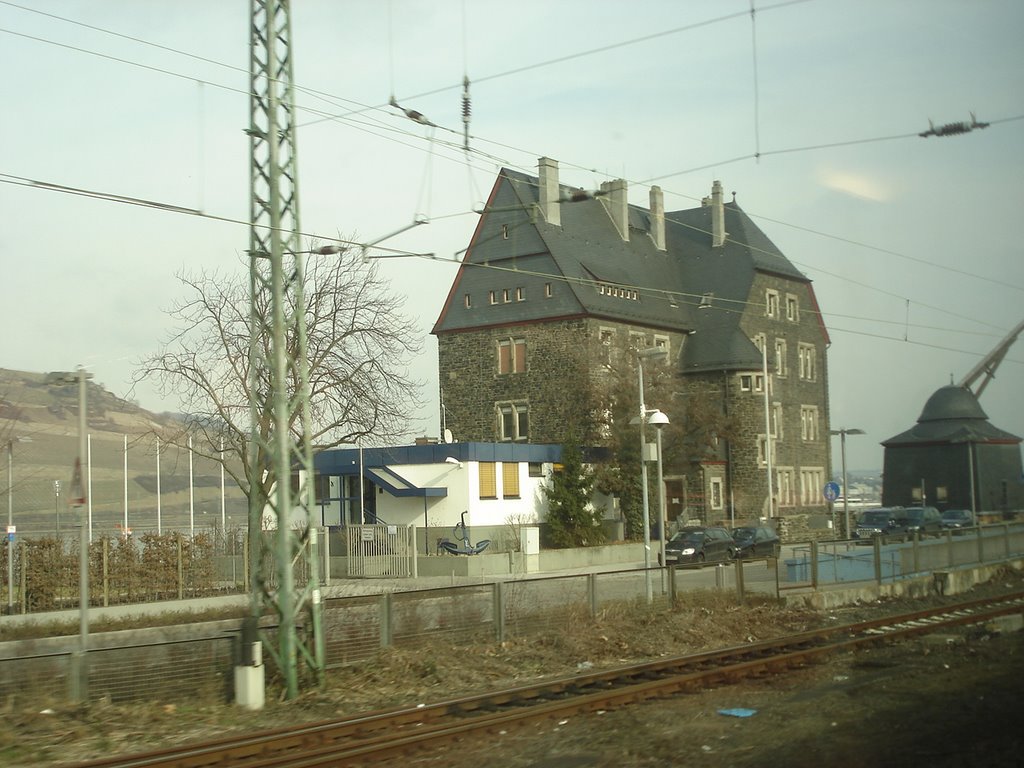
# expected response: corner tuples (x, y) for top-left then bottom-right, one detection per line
(3, 2), (1019, 304)
(2, 6), (1021, 338)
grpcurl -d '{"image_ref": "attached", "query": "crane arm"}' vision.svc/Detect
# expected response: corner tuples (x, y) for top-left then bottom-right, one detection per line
(958, 318), (1024, 397)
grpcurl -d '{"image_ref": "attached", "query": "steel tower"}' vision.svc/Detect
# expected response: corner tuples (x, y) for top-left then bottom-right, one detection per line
(247, 0), (324, 699)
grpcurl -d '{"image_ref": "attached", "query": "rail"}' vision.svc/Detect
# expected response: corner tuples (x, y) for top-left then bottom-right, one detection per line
(63, 591), (1024, 767)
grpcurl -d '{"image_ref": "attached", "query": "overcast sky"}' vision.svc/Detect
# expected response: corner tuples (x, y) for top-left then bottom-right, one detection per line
(2, 0), (1022, 473)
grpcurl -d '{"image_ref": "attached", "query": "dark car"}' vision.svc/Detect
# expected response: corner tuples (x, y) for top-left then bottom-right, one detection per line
(665, 526), (735, 564)
(731, 526), (780, 559)
(893, 506), (943, 539)
(853, 507), (904, 542)
(941, 509), (974, 531)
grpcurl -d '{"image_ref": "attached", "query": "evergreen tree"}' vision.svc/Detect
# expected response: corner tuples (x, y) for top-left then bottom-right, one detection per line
(543, 439), (605, 548)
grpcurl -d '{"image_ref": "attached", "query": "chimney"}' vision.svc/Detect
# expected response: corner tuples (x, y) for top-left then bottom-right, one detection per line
(600, 178), (629, 241)
(649, 185), (665, 251)
(538, 157), (560, 226)
(711, 179), (725, 248)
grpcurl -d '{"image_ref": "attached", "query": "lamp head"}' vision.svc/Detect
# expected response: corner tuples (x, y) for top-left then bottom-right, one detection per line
(647, 409), (670, 428)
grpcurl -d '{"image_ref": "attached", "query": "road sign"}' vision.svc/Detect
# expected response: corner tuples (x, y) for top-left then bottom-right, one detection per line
(823, 482), (841, 503)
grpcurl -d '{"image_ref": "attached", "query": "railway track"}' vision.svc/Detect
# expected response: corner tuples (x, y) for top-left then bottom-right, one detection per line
(66, 591), (1024, 768)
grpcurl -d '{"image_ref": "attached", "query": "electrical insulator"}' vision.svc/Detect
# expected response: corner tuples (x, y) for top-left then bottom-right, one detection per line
(461, 76), (471, 151)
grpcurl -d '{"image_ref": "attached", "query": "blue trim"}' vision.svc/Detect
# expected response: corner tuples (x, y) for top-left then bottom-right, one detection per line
(314, 442), (563, 476)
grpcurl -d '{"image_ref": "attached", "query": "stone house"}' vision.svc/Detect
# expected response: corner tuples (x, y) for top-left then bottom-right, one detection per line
(432, 157), (832, 536)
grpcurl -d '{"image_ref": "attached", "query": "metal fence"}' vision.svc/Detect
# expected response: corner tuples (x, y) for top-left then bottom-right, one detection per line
(780, 523), (1024, 589)
(2, 522), (1023, 708)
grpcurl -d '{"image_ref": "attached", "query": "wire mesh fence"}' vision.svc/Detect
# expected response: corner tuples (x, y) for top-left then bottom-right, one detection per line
(3, 522), (1024, 707)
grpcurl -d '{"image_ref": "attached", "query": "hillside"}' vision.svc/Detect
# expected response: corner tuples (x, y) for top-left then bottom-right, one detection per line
(0, 368), (247, 539)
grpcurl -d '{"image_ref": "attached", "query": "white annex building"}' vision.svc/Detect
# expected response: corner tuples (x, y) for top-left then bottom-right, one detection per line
(312, 442), (570, 551)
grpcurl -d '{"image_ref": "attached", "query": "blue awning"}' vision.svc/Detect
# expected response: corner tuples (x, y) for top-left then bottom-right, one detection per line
(364, 466), (448, 498)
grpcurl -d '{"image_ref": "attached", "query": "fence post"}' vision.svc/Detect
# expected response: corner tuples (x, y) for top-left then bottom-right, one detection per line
(102, 538), (109, 607)
(322, 526), (331, 586)
(379, 593), (392, 648)
(810, 541), (819, 590)
(177, 534), (184, 600)
(873, 538), (882, 584)
(734, 557), (745, 603)
(667, 565), (676, 605)
(976, 525), (984, 565)
(587, 573), (598, 617)
(1004, 523), (1011, 559)
(20, 545), (26, 614)
(493, 581), (506, 644)
(946, 530), (954, 568)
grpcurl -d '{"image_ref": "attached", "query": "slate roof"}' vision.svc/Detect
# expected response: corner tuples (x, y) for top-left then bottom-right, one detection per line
(882, 385), (1022, 446)
(432, 167), (814, 375)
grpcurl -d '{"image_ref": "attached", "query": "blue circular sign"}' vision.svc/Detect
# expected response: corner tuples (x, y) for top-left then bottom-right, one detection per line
(823, 481), (841, 502)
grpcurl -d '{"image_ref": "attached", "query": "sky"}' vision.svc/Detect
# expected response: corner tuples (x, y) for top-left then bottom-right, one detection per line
(1, 0), (1022, 473)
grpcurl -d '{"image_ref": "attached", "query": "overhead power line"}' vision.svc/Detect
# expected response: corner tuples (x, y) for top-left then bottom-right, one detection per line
(3, 3), (1022, 340)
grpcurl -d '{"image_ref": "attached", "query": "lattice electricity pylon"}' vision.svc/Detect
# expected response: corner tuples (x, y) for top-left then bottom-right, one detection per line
(247, 0), (324, 699)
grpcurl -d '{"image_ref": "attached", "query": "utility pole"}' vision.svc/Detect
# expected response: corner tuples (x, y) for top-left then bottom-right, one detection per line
(247, 0), (324, 699)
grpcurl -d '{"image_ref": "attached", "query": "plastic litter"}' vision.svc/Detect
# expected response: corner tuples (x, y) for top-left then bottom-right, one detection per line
(718, 708), (757, 718)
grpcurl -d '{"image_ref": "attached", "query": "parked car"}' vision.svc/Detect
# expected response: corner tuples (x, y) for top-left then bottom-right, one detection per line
(665, 526), (735, 564)
(853, 507), (904, 542)
(894, 506), (943, 539)
(730, 526), (781, 559)
(941, 509), (975, 531)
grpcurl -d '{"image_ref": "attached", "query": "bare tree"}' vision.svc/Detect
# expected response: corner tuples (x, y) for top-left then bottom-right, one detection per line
(133, 244), (423, 503)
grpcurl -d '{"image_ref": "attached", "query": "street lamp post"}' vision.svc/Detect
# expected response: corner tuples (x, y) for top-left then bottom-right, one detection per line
(46, 367), (93, 703)
(649, 411), (670, 570)
(830, 428), (865, 538)
(635, 347), (667, 602)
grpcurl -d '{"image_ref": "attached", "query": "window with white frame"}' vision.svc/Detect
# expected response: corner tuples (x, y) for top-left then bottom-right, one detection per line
(710, 478), (724, 510)
(800, 468), (824, 505)
(798, 343), (816, 381)
(765, 289), (780, 318)
(774, 338), (788, 377)
(800, 405), (819, 441)
(786, 294), (799, 322)
(653, 335), (669, 357)
(776, 468), (795, 507)
(544, 282), (553, 298)
(757, 434), (769, 467)
(515, 287), (525, 301)
(498, 402), (529, 442)
(753, 333), (766, 354)
(772, 402), (784, 440)
(739, 374), (753, 392)
(497, 338), (526, 374)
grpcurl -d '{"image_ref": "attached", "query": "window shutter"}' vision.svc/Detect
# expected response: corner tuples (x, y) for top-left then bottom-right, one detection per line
(479, 462), (497, 498)
(502, 462), (520, 498)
